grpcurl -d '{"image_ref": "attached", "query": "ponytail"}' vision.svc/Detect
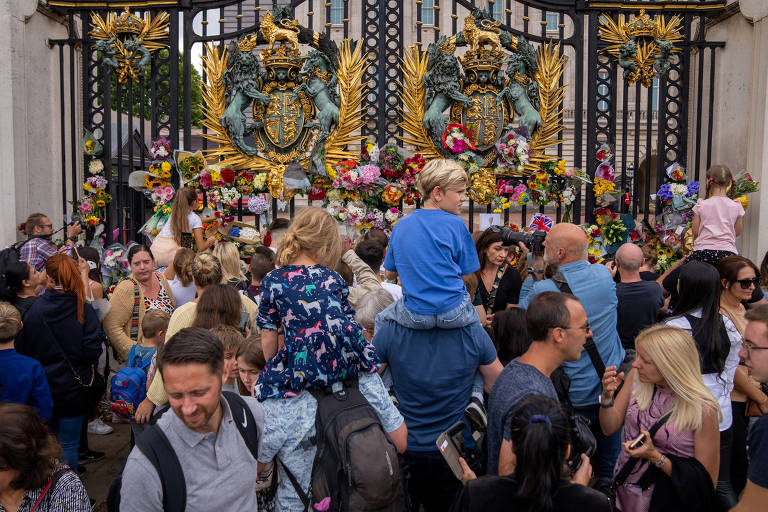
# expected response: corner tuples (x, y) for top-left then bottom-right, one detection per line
(45, 254), (86, 323)
(170, 188), (198, 243)
(505, 395), (570, 512)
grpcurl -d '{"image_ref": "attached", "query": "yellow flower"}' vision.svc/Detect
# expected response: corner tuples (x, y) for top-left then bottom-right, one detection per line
(211, 169), (222, 183)
(555, 160), (566, 176)
(493, 209), (501, 213)
(326, 164), (337, 180)
(96, 200), (106, 207)
(161, 161), (171, 172)
(83, 183), (93, 192)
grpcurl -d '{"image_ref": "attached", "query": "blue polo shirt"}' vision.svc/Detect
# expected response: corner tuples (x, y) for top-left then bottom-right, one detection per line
(0, 348), (53, 421)
(518, 260), (625, 407)
(383, 209), (479, 315)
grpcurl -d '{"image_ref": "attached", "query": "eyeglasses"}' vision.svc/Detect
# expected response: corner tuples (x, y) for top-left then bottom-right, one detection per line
(556, 323), (590, 333)
(742, 340), (768, 353)
(736, 278), (761, 290)
(237, 368), (261, 377)
(39, 224), (52, 229)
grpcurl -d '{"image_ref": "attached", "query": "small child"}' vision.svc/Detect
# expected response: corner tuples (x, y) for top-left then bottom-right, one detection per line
(134, 309), (170, 379)
(236, 332), (267, 397)
(691, 164), (745, 263)
(211, 325), (246, 394)
(246, 246), (276, 305)
(0, 302), (53, 421)
(379, 159), (480, 329)
(255, 206), (380, 400)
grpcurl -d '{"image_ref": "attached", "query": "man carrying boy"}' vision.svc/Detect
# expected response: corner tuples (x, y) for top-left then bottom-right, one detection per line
(0, 302), (53, 421)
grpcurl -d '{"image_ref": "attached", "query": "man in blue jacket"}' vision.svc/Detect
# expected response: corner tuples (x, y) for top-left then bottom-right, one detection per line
(518, 222), (625, 486)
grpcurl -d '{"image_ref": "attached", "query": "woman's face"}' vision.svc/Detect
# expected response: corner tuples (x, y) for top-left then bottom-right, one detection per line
(236, 356), (261, 397)
(484, 242), (509, 268)
(0, 468), (20, 492)
(130, 250), (155, 282)
(26, 264), (46, 291)
(724, 267), (758, 302)
(632, 342), (666, 386)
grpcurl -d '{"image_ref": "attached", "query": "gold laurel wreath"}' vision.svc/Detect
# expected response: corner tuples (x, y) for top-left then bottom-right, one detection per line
(397, 42), (567, 173)
(323, 39), (368, 167)
(527, 41), (567, 171)
(396, 46), (442, 159)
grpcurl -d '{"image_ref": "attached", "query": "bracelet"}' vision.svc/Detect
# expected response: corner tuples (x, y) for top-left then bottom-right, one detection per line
(599, 395), (615, 408)
(653, 454), (667, 468)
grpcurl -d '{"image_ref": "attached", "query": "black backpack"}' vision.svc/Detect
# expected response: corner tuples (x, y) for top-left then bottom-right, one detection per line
(107, 391), (259, 512)
(283, 376), (405, 512)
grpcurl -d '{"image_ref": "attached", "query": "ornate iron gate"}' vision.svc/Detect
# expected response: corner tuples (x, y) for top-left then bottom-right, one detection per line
(49, 0), (727, 241)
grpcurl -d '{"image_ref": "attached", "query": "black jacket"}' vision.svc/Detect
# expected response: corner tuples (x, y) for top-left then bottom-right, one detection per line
(16, 290), (104, 417)
(639, 454), (724, 512)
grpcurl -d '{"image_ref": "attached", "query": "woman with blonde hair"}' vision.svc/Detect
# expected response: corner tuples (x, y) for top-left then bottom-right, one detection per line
(213, 241), (248, 292)
(599, 324), (720, 511)
(150, 187), (214, 267)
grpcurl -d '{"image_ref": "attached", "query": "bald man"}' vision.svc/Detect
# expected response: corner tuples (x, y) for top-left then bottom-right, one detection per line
(518, 222), (625, 486)
(614, 243), (664, 353)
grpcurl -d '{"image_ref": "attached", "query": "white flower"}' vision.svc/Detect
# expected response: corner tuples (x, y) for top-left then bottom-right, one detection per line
(670, 183), (688, 197)
(89, 159), (104, 175)
(239, 227), (259, 240)
(562, 189), (575, 205)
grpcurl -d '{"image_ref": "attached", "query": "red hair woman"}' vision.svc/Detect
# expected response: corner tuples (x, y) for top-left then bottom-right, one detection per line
(14, 254), (105, 473)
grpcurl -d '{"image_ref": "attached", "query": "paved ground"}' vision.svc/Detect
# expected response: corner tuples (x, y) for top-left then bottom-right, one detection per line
(81, 421), (132, 512)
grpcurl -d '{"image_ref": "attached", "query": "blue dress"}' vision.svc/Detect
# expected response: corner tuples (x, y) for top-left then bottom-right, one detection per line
(255, 265), (380, 400)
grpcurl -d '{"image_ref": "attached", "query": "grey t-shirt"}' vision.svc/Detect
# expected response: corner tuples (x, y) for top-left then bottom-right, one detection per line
(120, 395), (265, 512)
(486, 359), (557, 475)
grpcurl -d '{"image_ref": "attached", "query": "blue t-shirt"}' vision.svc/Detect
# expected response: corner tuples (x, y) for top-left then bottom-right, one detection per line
(383, 209), (479, 315)
(372, 318), (497, 451)
(0, 348), (53, 421)
(748, 413), (768, 489)
(486, 359), (557, 475)
(128, 344), (157, 372)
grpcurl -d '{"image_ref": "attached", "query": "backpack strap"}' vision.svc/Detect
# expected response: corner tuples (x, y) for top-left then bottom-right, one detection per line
(611, 408), (673, 490)
(222, 391), (259, 461)
(279, 458), (310, 511)
(135, 425), (186, 512)
(484, 264), (507, 315)
(129, 278), (141, 341)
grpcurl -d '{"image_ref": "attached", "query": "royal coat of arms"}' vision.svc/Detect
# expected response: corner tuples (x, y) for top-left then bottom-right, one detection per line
(399, 8), (566, 174)
(202, 8), (367, 199)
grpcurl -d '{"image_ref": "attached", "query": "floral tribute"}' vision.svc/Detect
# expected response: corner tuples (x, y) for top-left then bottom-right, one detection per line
(73, 131), (112, 230)
(442, 123), (477, 154)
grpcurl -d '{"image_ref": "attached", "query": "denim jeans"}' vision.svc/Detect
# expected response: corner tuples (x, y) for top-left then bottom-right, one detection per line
(572, 404), (621, 479)
(50, 416), (84, 470)
(402, 450), (462, 512)
(376, 290), (478, 331)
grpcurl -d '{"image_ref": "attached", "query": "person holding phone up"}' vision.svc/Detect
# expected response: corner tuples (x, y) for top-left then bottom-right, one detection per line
(598, 324), (721, 512)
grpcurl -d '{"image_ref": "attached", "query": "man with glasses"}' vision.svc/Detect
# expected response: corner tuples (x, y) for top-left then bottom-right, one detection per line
(18, 212), (81, 271)
(733, 304), (768, 511)
(487, 291), (591, 476)
(517, 222), (624, 488)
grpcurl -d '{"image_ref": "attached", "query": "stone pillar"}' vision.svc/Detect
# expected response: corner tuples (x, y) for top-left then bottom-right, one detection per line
(739, 0), (768, 264)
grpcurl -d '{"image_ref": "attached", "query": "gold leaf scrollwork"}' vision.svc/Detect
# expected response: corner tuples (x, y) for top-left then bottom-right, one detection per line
(396, 46), (442, 160)
(527, 41), (567, 172)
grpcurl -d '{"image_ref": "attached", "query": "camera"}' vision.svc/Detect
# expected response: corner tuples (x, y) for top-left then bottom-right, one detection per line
(69, 218), (88, 230)
(568, 414), (596, 473)
(494, 226), (547, 254)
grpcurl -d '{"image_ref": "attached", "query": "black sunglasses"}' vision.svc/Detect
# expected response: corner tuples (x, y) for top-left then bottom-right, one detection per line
(736, 277), (761, 290)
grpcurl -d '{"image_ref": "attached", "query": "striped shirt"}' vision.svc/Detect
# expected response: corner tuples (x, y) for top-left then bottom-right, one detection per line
(0, 467), (91, 512)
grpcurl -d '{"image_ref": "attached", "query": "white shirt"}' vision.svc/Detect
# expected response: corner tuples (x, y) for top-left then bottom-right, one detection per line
(169, 275), (197, 307)
(382, 281), (403, 302)
(665, 310), (742, 431)
(158, 211), (202, 238)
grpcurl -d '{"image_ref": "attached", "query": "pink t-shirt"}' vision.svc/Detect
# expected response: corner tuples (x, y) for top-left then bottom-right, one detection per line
(692, 196), (744, 253)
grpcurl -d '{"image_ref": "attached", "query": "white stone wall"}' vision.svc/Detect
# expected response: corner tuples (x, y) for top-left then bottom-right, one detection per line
(0, 0), (72, 246)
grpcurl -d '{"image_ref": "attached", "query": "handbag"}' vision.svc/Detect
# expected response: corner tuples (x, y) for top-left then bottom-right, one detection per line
(42, 318), (106, 411)
(745, 382), (768, 417)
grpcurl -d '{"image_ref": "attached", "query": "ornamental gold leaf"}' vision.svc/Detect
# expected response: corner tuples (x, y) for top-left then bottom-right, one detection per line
(396, 46), (441, 160)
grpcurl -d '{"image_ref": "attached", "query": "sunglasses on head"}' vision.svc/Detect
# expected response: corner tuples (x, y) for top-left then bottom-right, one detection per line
(735, 277), (761, 290)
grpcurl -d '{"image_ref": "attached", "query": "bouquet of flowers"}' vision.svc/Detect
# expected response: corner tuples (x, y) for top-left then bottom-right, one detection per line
(380, 145), (405, 179)
(88, 159), (104, 175)
(102, 243), (131, 283)
(176, 151), (206, 184)
(729, 171), (760, 209)
(495, 129), (533, 173)
(150, 138), (172, 160)
(83, 130), (103, 156)
(247, 194), (269, 215)
(151, 186), (175, 205)
(442, 123), (476, 155)
(140, 203), (172, 239)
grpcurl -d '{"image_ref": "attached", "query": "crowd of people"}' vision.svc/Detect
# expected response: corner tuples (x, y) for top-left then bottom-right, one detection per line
(0, 160), (768, 511)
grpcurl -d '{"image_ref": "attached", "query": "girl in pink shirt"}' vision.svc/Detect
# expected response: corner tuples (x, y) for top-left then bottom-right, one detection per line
(690, 164), (744, 264)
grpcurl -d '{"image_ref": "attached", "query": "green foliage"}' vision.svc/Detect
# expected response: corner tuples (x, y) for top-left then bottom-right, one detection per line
(107, 50), (203, 127)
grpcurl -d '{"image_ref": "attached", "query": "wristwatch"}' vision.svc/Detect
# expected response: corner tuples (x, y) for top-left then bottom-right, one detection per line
(653, 454), (667, 468)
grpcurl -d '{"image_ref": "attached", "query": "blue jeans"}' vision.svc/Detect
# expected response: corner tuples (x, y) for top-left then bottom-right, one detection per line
(376, 290), (478, 331)
(49, 416), (84, 470)
(573, 404), (621, 479)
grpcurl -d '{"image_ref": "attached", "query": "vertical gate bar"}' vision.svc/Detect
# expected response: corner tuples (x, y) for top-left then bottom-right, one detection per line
(170, 9), (181, 152)
(468, 200), (474, 232)
(59, 44), (68, 224)
(452, 0), (457, 36)
(676, 14), (692, 175)
(128, 69), (135, 240)
(694, 20), (705, 179)
(116, 79), (123, 243)
(706, 48), (716, 172)
(656, 74), (667, 215)
(434, 0), (440, 42)
(584, 11), (599, 222)
(634, 82), (642, 218)
(343, 0), (349, 39)
(325, 0), (331, 38)
(101, 19), (113, 241)
(417, 0), (422, 44)
(620, 81), (629, 214)
(571, 12), (584, 224)
(523, 3), (528, 34)
(308, 0), (313, 30)
(644, 85), (653, 221)
(69, 16), (78, 214)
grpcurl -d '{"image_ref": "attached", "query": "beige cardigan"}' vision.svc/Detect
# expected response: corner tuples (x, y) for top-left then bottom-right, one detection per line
(103, 272), (176, 360)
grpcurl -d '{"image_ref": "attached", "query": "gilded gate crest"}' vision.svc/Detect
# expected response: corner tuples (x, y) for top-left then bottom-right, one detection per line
(399, 8), (567, 174)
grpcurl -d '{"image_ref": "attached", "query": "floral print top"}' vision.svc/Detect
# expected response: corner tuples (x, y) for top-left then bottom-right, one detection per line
(143, 273), (174, 316)
(255, 265), (380, 400)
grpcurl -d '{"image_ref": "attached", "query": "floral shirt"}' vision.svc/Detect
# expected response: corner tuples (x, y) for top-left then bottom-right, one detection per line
(255, 265), (380, 400)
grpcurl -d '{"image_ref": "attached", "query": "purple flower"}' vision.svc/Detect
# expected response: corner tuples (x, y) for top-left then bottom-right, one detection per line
(686, 181), (700, 197)
(248, 195), (268, 214)
(657, 184), (673, 201)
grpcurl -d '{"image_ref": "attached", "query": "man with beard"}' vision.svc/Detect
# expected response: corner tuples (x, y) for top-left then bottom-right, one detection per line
(518, 223), (624, 491)
(120, 327), (265, 511)
(18, 213), (81, 271)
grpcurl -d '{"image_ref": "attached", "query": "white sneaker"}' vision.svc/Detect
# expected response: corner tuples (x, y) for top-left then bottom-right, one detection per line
(87, 418), (114, 435)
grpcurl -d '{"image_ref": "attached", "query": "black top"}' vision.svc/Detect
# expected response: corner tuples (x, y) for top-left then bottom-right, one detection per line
(12, 295), (37, 319)
(663, 260), (763, 308)
(748, 414), (768, 489)
(477, 267), (522, 313)
(450, 475), (611, 512)
(616, 281), (664, 349)
(612, 268), (660, 283)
